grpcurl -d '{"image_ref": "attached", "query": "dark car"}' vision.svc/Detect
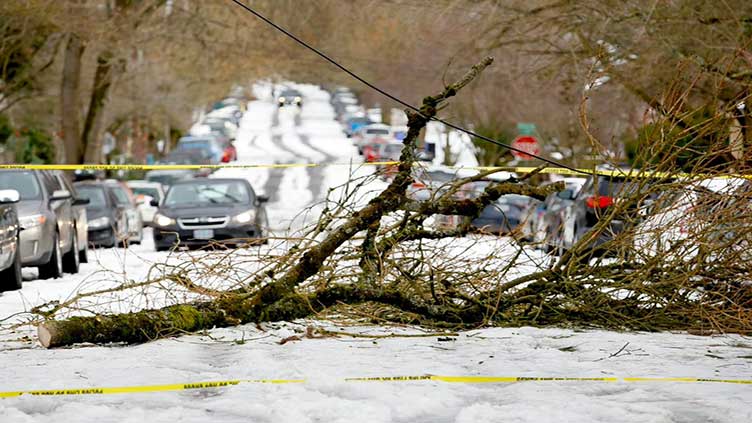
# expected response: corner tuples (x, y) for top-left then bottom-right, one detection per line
(0, 170), (88, 279)
(532, 179), (585, 249)
(277, 88), (303, 107)
(555, 173), (651, 253)
(152, 178), (269, 251)
(174, 136), (225, 164)
(74, 181), (129, 248)
(471, 194), (537, 235)
(0, 189), (21, 291)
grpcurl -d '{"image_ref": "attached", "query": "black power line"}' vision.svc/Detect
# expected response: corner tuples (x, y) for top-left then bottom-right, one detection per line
(228, 0), (591, 176)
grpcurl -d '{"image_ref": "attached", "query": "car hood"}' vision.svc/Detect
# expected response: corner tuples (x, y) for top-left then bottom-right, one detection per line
(16, 200), (46, 217)
(159, 204), (253, 218)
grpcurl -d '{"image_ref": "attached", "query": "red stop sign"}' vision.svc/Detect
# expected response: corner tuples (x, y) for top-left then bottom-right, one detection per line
(510, 135), (540, 160)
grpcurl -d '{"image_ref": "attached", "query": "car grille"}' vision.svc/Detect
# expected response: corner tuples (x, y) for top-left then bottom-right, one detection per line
(178, 216), (228, 229)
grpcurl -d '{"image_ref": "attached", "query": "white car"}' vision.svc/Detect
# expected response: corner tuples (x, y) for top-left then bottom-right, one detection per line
(632, 177), (748, 262)
(353, 123), (393, 154)
(126, 181), (165, 227)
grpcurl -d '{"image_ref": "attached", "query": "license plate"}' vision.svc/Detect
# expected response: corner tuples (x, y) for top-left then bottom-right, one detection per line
(193, 229), (214, 240)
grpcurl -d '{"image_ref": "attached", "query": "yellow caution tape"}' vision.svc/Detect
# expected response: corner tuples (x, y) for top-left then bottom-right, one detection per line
(2, 162), (750, 180)
(0, 378), (304, 398)
(1, 375), (749, 397)
(0, 162), (398, 171)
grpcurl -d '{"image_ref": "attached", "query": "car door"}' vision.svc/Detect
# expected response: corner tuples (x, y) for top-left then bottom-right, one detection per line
(0, 203), (13, 268)
(41, 171), (73, 252)
(57, 173), (88, 251)
(108, 185), (137, 236)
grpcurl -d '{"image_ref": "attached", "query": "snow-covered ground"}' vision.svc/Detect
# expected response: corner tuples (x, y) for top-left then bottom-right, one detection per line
(1, 84), (750, 422)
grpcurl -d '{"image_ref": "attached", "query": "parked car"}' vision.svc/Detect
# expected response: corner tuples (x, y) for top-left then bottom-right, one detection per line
(554, 172), (654, 254)
(50, 170), (90, 263)
(175, 136), (226, 164)
(198, 117), (238, 140)
(632, 177), (747, 262)
(353, 123), (392, 154)
(74, 181), (130, 248)
(0, 170), (88, 278)
(0, 189), (21, 291)
(406, 168), (465, 202)
(530, 178), (586, 248)
(471, 194), (538, 235)
(126, 181), (166, 227)
(152, 178), (269, 251)
(104, 180), (143, 244)
(277, 88), (303, 107)
(344, 115), (371, 137)
(145, 169), (195, 187)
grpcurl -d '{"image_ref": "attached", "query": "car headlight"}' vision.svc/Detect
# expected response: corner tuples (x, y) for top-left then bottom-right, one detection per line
(20, 214), (46, 228)
(88, 216), (110, 229)
(154, 213), (175, 227)
(277, 97), (286, 103)
(233, 210), (256, 224)
(294, 96), (302, 103)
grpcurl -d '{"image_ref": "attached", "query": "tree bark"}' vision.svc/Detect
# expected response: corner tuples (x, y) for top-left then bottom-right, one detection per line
(82, 51), (115, 163)
(60, 33), (85, 164)
(38, 284), (475, 348)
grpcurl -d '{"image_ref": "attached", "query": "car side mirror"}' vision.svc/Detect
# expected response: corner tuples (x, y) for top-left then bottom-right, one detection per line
(50, 189), (72, 202)
(73, 197), (90, 206)
(257, 195), (269, 203)
(150, 199), (160, 207)
(0, 189), (20, 204)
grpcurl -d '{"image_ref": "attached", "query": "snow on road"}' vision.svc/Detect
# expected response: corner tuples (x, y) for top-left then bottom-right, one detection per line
(1, 84), (751, 422)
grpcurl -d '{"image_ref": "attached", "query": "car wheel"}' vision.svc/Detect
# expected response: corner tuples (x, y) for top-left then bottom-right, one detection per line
(0, 241), (22, 291)
(79, 242), (89, 263)
(62, 231), (80, 274)
(38, 232), (63, 279)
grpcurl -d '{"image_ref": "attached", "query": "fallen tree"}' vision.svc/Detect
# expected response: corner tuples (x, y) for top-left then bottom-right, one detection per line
(35, 57), (752, 348)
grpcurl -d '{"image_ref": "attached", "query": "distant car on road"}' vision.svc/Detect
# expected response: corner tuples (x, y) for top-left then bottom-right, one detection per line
(343, 115), (370, 138)
(174, 136), (226, 164)
(0, 170), (88, 279)
(74, 181), (130, 248)
(353, 123), (393, 155)
(277, 88), (303, 107)
(152, 178), (269, 251)
(126, 181), (166, 227)
(0, 189), (21, 291)
(145, 169), (195, 187)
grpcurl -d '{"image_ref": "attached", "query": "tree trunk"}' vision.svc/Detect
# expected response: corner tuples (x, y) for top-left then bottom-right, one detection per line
(59, 33), (85, 164)
(82, 51), (115, 163)
(37, 285), (476, 348)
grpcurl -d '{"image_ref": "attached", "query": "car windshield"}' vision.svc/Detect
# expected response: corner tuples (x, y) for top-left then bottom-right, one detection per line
(131, 187), (161, 200)
(165, 181), (250, 206)
(0, 171), (41, 200)
(109, 186), (131, 206)
(76, 186), (107, 208)
(366, 128), (390, 135)
(281, 90), (300, 97)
